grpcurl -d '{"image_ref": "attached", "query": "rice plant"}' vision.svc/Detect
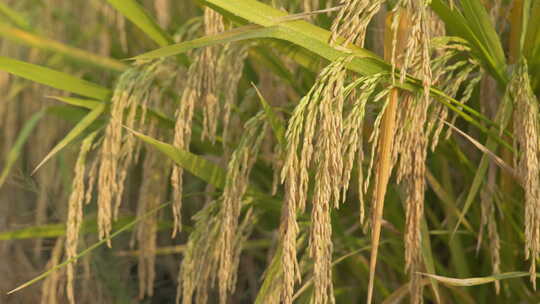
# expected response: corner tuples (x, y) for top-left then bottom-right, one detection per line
(1, 0), (540, 303)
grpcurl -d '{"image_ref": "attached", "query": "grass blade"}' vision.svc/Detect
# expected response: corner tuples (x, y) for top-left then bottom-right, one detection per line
(32, 104), (106, 175)
(128, 128), (227, 189)
(431, 0), (508, 85)
(48, 96), (103, 110)
(132, 25), (277, 61)
(7, 201), (171, 295)
(252, 83), (285, 147)
(0, 23), (128, 72)
(0, 56), (111, 100)
(106, 0), (172, 47)
(0, 110), (45, 188)
(0, 2), (30, 30)
(458, 0), (507, 81)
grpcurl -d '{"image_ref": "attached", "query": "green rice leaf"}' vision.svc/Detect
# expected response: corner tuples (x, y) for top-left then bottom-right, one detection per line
(458, 0), (507, 81)
(106, 0), (172, 47)
(0, 2), (30, 30)
(7, 201), (171, 295)
(252, 83), (286, 147)
(431, 0), (508, 85)
(0, 110), (45, 188)
(135, 0), (506, 147)
(128, 128), (227, 189)
(48, 96), (103, 110)
(132, 25), (278, 61)
(0, 56), (111, 100)
(0, 23), (128, 72)
(32, 104), (106, 175)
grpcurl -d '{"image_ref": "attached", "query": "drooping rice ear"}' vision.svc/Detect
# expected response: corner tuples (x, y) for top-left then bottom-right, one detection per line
(96, 63), (161, 244)
(477, 163), (501, 293)
(41, 237), (65, 304)
(200, 8), (224, 143)
(217, 112), (268, 303)
(177, 200), (221, 304)
(171, 55), (202, 237)
(510, 61), (540, 289)
(65, 131), (99, 304)
(329, 0), (386, 48)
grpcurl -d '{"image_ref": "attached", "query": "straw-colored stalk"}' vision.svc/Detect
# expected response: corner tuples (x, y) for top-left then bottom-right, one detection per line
(393, 2), (433, 302)
(366, 9), (409, 304)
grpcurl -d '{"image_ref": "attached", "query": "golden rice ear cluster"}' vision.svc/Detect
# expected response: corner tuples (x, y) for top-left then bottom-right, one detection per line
(508, 61), (540, 288)
(170, 12), (247, 237)
(389, 2), (434, 302)
(277, 1), (393, 302)
(200, 8), (224, 143)
(177, 113), (266, 304)
(280, 58), (347, 304)
(96, 62), (161, 245)
(217, 112), (268, 303)
(428, 37), (483, 149)
(329, 0), (386, 47)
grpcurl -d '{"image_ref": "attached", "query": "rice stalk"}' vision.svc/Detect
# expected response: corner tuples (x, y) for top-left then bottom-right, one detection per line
(392, 2), (435, 301)
(366, 8), (409, 304)
(341, 74), (383, 225)
(170, 13), (247, 236)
